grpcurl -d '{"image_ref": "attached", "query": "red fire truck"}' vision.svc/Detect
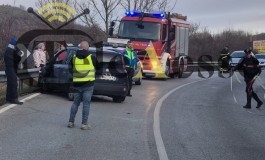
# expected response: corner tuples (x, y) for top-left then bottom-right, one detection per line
(108, 11), (190, 78)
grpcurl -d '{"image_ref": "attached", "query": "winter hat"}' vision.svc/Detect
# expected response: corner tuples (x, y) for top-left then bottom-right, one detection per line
(9, 38), (17, 46)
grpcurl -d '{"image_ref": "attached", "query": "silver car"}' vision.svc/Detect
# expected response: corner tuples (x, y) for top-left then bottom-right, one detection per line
(255, 53), (265, 68)
(229, 51), (246, 67)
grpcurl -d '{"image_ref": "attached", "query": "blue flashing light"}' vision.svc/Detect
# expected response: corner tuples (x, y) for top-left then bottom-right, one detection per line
(125, 11), (141, 17)
(125, 11), (166, 18)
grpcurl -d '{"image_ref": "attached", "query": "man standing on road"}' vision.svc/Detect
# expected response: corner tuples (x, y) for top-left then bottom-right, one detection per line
(122, 41), (137, 97)
(4, 38), (23, 105)
(234, 49), (263, 109)
(68, 41), (96, 130)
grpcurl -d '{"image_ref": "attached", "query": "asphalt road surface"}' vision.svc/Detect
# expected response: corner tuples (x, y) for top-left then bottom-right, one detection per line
(1, 71), (265, 160)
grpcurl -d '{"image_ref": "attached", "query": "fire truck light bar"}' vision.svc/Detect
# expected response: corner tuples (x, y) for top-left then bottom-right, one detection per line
(125, 11), (165, 18)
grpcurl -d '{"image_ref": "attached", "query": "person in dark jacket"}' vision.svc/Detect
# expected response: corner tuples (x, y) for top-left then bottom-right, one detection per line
(234, 49), (263, 109)
(68, 41), (97, 130)
(4, 38), (23, 105)
(122, 41), (137, 97)
(220, 46), (230, 71)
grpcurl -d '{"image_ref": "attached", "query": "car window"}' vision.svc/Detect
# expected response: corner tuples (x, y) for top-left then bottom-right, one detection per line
(230, 51), (246, 58)
(64, 49), (77, 64)
(255, 54), (265, 59)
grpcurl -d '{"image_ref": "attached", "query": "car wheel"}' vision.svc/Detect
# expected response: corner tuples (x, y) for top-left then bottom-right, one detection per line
(113, 96), (126, 103)
(135, 70), (142, 85)
(67, 86), (74, 101)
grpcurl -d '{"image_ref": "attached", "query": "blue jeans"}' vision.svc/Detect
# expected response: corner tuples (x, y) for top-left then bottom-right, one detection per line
(69, 86), (94, 125)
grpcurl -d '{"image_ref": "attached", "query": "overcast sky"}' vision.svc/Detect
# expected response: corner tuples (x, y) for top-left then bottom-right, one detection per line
(0, 0), (264, 34)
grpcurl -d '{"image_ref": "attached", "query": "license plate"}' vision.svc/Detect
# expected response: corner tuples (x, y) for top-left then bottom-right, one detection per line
(98, 75), (118, 81)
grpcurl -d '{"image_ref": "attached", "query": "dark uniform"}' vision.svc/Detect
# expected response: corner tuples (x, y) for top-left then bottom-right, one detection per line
(4, 39), (23, 105)
(235, 49), (263, 109)
(220, 47), (230, 71)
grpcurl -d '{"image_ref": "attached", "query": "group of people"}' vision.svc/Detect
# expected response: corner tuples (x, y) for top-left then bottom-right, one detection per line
(3, 38), (137, 130)
(220, 46), (263, 109)
(4, 37), (263, 131)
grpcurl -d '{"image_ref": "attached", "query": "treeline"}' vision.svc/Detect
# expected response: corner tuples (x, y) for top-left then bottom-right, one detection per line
(0, 1), (264, 69)
(189, 23), (254, 61)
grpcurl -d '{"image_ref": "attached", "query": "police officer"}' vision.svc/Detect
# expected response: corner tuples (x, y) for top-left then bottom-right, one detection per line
(122, 41), (137, 97)
(68, 41), (97, 130)
(4, 38), (23, 105)
(234, 49), (263, 109)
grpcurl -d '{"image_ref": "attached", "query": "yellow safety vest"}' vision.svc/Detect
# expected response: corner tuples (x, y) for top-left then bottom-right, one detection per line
(73, 54), (95, 82)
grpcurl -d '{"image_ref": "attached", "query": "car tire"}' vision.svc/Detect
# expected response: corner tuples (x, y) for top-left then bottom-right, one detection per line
(135, 70), (142, 85)
(113, 96), (126, 103)
(67, 86), (74, 101)
(67, 92), (74, 101)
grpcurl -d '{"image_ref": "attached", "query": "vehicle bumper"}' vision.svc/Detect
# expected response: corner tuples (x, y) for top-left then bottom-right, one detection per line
(94, 83), (128, 97)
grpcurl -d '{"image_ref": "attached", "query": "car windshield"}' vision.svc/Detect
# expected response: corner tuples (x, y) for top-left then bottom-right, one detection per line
(255, 54), (265, 59)
(230, 51), (246, 58)
(118, 20), (161, 41)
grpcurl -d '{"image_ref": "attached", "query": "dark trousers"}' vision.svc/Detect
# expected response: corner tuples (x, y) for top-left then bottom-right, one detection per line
(126, 67), (134, 95)
(5, 67), (18, 101)
(245, 78), (262, 106)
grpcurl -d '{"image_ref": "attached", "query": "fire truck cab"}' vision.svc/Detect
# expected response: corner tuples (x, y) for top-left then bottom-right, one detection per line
(108, 11), (190, 78)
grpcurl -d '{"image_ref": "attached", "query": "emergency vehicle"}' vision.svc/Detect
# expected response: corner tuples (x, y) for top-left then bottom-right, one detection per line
(107, 11), (190, 78)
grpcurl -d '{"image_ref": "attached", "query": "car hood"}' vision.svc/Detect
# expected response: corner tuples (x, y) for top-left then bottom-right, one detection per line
(257, 58), (265, 63)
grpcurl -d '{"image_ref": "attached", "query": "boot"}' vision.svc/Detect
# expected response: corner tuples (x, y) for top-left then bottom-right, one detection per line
(9, 99), (23, 105)
(127, 91), (132, 97)
(243, 95), (251, 109)
(253, 92), (263, 108)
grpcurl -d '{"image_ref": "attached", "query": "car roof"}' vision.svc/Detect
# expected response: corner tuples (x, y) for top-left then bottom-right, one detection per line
(66, 46), (121, 54)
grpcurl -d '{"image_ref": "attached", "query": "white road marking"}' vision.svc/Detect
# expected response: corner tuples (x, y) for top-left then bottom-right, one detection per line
(235, 72), (242, 84)
(230, 76), (233, 92)
(233, 94), (238, 103)
(154, 80), (204, 160)
(0, 93), (41, 114)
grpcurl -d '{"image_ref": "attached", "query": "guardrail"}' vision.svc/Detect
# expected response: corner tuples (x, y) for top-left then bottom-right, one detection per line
(0, 68), (40, 105)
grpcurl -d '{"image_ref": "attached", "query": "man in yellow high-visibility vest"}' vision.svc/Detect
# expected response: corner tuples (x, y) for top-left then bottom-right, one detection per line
(68, 41), (97, 130)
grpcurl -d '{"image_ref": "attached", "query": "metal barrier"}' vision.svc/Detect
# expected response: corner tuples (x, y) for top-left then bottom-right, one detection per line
(0, 68), (40, 105)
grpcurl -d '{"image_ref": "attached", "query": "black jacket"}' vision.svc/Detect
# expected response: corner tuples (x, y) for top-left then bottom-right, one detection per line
(4, 46), (21, 70)
(235, 56), (261, 80)
(71, 49), (97, 88)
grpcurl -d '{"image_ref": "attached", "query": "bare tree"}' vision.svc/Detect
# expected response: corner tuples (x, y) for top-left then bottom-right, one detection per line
(90, 0), (122, 33)
(120, 0), (178, 12)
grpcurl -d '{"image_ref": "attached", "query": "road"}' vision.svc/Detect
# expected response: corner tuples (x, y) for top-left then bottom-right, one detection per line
(0, 71), (265, 160)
